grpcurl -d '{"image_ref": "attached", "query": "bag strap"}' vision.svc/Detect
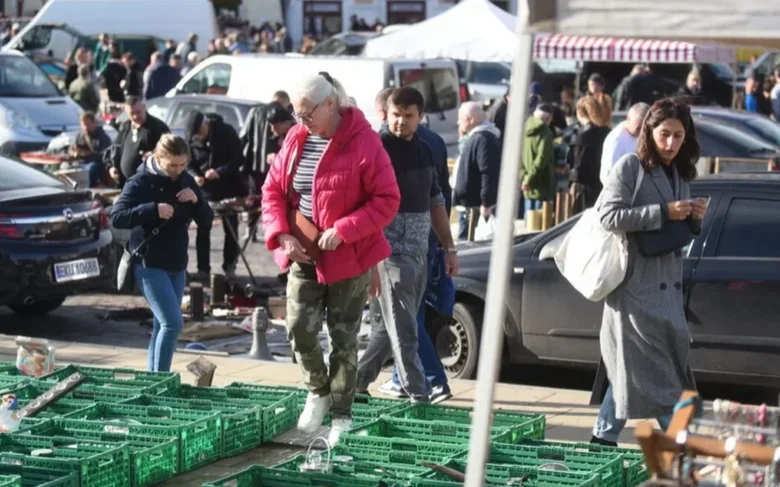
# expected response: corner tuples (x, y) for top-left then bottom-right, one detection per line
(630, 154), (645, 206)
(131, 205), (179, 257)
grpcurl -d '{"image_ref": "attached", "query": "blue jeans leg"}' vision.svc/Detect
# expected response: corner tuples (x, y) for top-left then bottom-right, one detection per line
(135, 264), (186, 372)
(83, 162), (103, 188)
(592, 385), (673, 442)
(524, 198), (545, 214)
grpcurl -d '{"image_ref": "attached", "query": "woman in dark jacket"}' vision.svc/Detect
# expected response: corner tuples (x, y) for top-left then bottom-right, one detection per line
(568, 96), (612, 213)
(110, 135), (213, 371)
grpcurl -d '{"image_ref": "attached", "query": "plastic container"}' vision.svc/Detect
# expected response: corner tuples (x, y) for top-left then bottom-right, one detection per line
(0, 464), (78, 487)
(388, 403), (546, 441)
(25, 421), (179, 487)
(59, 402), (221, 473)
(513, 439), (649, 487)
(0, 475), (20, 487)
(344, 417), (513, 447)
(275, 448), (429, 483)
(202, 464), (389, 487)
(38, 366), (180, 397)
(0, 435), (130, 487)
(413, 459), (602, 487)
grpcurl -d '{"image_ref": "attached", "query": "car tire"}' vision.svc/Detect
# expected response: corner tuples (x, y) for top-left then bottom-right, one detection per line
(7, 296), (67, 316)
(431, 301), (481, 380)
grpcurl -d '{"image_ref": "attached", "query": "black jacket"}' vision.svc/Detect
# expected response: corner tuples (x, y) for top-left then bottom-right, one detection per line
(453, 126), (501, 208)
(111, 114), (170, 187)
(487, 97), (508, 149)
(125, 62), (144, 98)
(567, 123), (611, 190)
(187, 114), (247, 202)
(144, 63), (180, 100)
(240, 104), (279, 189)
(110, 158), (213, 272)
(102, 60), (127, 103)
(74, 126), (112, 165)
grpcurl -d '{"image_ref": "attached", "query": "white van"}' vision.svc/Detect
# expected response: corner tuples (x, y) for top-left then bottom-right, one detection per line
(3, 0), (217, 62)
(168, 54), (462, 151)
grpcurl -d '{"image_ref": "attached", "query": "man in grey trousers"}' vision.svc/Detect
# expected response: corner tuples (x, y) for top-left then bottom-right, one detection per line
(356, 87), (459, 402)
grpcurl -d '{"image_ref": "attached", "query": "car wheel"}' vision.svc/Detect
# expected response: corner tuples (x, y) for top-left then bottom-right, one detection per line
(431, 301), (481, 380)
(7, 296), (67, 316)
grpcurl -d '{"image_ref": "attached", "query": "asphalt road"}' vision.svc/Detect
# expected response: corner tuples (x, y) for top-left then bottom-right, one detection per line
(0, 224), (774, 404)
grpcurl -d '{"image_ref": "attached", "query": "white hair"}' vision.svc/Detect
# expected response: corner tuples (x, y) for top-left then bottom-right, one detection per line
(187, 51), (199, 63)
(293, 73), (352, 109)
(459, 101), (485, 122)
(627, 102), (650, 122)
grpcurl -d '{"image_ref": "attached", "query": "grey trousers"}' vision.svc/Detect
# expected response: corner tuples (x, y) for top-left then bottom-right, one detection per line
(357, 254), (430, 400)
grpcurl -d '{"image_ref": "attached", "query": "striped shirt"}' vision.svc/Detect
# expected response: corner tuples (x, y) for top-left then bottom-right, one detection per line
(292, 134), (329, 220)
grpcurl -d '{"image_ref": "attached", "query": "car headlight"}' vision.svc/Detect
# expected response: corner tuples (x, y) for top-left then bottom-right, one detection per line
(5, 109), (36, 131)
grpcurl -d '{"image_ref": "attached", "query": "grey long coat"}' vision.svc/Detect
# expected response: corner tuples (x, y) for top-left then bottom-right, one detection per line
(597, 153), (699, 420)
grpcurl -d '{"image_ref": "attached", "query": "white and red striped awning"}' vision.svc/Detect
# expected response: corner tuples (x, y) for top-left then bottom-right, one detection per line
(533, 35), (736, 64)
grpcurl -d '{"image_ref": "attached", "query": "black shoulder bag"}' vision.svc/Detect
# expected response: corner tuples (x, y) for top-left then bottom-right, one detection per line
(116, 218), (173, 293)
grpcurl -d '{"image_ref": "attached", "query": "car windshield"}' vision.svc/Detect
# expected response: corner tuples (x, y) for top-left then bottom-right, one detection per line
(701, 120), (776, 153)
(744, 117), (780, 147)
(0, 157), (66, 191)
(0, 56), (60, 97)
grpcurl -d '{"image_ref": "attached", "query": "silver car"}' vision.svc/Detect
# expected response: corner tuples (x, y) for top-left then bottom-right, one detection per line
(0, 51), (82, 155)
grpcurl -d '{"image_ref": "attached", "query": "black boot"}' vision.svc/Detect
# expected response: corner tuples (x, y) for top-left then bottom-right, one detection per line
(590, 436), (618, 448)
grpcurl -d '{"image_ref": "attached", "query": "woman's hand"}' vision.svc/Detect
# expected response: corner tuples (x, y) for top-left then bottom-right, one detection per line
(691, 198), (709, 220)
(278, 234), (310, 262)
(369, 266), (381, 297)
(205, 169), (220, 180)
(318, 228), (343, 251)
(177, 188), (198, 204)
(157, 203), (174, 219)
(666, 200), (692, 221)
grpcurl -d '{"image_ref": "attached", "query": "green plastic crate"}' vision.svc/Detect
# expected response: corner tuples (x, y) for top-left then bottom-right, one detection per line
(452, 443), (624, 487)
(176, 384), (300, 443)
(387, 403), (546, 441)
(38, 365), (180, 397)
(344, 417), (513, 446)
(226, 382), (304, 397)
(0, 475), (20, 487)
(203, 464), (389, 487)
(321, 394), (409, 428)
(0, 464), (77, 487)
(514, 440), (648, 487)
(275, 451), (429, 484)
(122, 394), (265, 458)
(0, 434), (130, 487)
(24, 421), (179, 487)
(58, 402), (221, 473)
(413, 459), (601, 487)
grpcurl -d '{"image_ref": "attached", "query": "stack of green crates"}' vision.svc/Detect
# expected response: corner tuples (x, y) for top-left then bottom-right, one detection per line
(59, 402), (222, 473)
(38, 365), (180, 398)
(0, 464), (78, 487)
(0, 475), (19, 487)
(25, 421), (179, 487)
(0, 435), (130, 487)
(412, 459), (602, 487)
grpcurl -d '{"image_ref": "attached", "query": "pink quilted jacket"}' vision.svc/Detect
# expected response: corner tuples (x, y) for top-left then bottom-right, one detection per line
(261, 107), (400, 284)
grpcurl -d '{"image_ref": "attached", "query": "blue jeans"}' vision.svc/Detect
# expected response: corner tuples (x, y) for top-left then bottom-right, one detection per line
(593, 386), (672, 443)
(83, 161), (103, 188)
(135, 264), (187, 372)
(524, 198), (546, 214)
(391, 245), (449, 391)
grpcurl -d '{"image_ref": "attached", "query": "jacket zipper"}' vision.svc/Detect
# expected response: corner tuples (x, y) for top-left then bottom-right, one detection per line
(310, 138), (333, 226)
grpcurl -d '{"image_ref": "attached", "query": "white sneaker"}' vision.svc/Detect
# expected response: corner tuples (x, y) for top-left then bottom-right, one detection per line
(328, 418), (352, 447)
(297, 393), (332, 434)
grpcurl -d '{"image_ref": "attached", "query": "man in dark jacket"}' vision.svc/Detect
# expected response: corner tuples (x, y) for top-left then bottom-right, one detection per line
(102, 45), (127, 103)
(453, 101), (501, 240)
(121, 52), (144, 98)
(110, 96), (171, 187)
(185, 111), (247, 280)
(144, 52), (181, 100)
(487, 89), (509, 149)
(71, 112), (112, 188)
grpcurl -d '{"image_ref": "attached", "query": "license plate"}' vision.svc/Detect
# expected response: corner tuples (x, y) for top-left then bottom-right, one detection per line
(53, 258), (100, 283)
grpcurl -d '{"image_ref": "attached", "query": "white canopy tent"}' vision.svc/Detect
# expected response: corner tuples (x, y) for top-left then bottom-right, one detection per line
(362, 0), (518, 62)
(463, 2), (779, 486)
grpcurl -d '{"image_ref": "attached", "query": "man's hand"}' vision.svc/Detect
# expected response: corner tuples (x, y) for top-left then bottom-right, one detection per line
(522, 183), (530, 192)
(480, 205), (492, 218)
(204, 169), (219, 180)
(318, 228), (343, 251)
(278, 234), (310, 262)
(266, 153), (277, 165)
(194, 176), (205, 186)
(157, 203), (174, 219)
(369, 266), (381, 297)
(444, 251), (459, 277)
(176, 188), (198, 204)
(109, 167), (120, 181)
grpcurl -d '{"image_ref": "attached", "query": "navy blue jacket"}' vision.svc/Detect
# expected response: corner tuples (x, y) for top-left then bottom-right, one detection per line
(144, 63), (180, 100)
(416, 125), (451, 214)
(110, 159), (213, 272)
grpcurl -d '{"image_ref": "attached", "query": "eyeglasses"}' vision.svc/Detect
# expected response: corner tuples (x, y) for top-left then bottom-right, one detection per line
(293, 104), (320, 123)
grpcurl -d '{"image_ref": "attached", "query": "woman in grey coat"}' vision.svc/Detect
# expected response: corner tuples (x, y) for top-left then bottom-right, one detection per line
(591, 99), (709, 446)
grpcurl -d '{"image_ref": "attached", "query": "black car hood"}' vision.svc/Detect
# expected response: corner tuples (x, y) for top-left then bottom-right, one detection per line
(0, 185), (68, 203)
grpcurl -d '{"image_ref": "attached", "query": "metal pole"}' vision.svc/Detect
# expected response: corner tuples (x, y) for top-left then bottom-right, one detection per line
(463, 25), (534, 487)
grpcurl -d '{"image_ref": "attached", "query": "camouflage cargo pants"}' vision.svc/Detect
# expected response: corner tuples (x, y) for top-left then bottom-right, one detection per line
(286, 262), (369, 418)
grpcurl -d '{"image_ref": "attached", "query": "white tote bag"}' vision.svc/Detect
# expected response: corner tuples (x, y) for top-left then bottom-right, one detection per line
(554, 168), (644, 301)
(474, 215), (496, 241)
